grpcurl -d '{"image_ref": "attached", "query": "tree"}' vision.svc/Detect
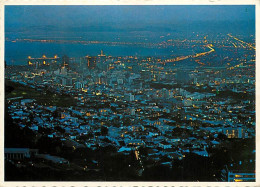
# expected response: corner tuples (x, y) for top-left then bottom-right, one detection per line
(217, 132), (227, 141)
(101, 126), (108, 136)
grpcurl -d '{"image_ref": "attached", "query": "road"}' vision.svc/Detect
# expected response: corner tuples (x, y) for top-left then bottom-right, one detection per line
(162, 44), (215, 64)
(227, 34), (255, 50)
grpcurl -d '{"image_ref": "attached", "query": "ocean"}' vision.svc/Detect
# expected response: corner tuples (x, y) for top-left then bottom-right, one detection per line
(5, 41), (191, 65)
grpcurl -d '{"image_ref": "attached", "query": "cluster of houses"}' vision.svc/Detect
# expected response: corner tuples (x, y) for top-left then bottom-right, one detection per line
(6, 54), (255, 168)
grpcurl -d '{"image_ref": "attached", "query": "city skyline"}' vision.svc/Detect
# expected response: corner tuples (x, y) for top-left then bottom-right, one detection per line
(2, 4), (257, 183)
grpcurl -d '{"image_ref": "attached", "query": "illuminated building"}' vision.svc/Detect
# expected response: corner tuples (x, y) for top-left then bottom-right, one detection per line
(27, 55), (60, 66)
(97, 50), (107, 70)
(60, 66), (67, 75)
(5, 148), (38, 160)
(223, 127), (248, 139)
(98, 50), (106, 57)
(86, 56), (97, 69)
(62, 55), (70, 67)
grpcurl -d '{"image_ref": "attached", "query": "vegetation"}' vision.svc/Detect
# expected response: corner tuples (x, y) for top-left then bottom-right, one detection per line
(5, 80), (77, 107)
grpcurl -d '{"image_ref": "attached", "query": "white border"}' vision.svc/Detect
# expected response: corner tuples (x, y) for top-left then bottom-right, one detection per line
(0, 0), (259, 186)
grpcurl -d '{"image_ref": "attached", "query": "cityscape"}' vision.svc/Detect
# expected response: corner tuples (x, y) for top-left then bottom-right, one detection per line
(4, 5), (256, 182)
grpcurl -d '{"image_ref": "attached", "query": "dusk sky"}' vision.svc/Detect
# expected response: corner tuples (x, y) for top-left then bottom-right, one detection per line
(5, 5), (255, 31)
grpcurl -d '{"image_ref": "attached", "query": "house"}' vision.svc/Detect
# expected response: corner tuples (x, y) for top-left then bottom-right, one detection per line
(118, 147), (132, 155)
(159, 141), (172, 149)
(21, 99), (35, 106)
(5, 148), (38, 160)
(193, 149), (209, 157)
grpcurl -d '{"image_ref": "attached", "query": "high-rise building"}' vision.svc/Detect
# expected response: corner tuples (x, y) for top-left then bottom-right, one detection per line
(60, 66), (67, 75)
(62, 55), (70, 67)
(98, 50), (106, 57)
(86, 56), (97, 69)
(96, 50), (107, 70)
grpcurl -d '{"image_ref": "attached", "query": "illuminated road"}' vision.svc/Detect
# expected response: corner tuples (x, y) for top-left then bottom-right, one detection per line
(135, 147), (144, 173)
(12, 38), (158, 48)
(162, 44), (215, 64)
(230, 42), (237, 48)
(227, 34), (255, 50)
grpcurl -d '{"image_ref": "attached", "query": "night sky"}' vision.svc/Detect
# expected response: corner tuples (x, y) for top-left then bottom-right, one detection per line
(5, 5), (255, 32)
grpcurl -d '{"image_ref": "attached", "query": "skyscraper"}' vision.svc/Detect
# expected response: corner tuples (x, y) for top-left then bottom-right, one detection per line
(86, 56), (97, 69)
